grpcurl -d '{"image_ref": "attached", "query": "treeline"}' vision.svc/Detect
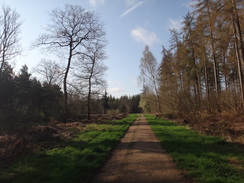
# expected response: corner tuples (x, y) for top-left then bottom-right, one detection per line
(104, 94), (142, 114)
(139, 0), (244, 122)
(0, 63), (141, 133)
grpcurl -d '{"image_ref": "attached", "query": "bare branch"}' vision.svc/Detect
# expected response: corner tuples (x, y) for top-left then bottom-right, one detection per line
(0, 4), (22, 74)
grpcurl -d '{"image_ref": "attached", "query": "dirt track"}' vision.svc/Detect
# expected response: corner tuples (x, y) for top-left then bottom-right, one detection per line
(91, 114), (191, 183)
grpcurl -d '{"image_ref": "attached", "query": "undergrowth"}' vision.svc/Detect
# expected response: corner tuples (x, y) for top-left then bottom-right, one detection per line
(146, 114), (244, 183)
(0, 114), (137, 183)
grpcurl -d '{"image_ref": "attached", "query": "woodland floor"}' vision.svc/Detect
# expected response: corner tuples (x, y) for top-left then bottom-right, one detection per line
(90, 114), (191, 183)
(0, 114), (128, 170)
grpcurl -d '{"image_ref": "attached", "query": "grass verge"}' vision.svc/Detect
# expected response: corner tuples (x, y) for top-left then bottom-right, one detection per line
(145, 114), (244, 183)
(0, 114), (137, 183)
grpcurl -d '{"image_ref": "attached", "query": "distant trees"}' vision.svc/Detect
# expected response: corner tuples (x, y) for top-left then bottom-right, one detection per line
(102, 91), (109, 114)
(0, 4), (22, 74)
(34, 4), (106, 121)
(107, 94), (142, 114)
(34, 59), (63, 85)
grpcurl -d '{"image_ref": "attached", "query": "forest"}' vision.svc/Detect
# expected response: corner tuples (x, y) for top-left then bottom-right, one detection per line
(139, 0), (244, 142)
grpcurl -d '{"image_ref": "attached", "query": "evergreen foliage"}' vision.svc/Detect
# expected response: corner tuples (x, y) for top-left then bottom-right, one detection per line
(0, 65), (63, 133)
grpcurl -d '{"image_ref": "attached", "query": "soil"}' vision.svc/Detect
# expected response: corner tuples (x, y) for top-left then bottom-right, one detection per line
(90, 114), (192, 183)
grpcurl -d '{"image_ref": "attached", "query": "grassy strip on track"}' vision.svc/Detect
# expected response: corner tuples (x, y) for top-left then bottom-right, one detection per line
(0, 114), (137, 183)
(145, 114), (244, 183)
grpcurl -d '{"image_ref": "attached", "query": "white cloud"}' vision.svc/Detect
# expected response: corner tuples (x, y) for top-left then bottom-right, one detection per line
(131, 27), (159, 46)
(108, 87), (124, 93)
(89, 0), (105, 7)
(168, 18), (183, 31)
(120, 1), (143, 18)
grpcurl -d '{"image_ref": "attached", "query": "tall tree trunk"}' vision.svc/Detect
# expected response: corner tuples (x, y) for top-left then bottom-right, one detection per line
(176, 47), (183, 91)
(202, 44), (210, 107)
(222, 50), (228, 90)
(153, 77), (161, 113)
(0, 53), (5, 74)
(205, 1), (220, 96)
(87, 57), (96, 120)
(211, 43), (220, 95)
(234, 32), (244, 109)
(155, 91), (161, 113)
(87, 78), (91, 120)
(191, 46), (201, 105)
(204, 57), (210, 109)
(232, 0), (244, 109)
(63, 44), (73, 122)
(209, 22), (220, 96)
(231, 0), (244, 65)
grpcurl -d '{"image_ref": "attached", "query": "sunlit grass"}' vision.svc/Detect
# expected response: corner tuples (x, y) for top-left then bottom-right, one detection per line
(0, 114), (137, 183)
(145, 114), (244, 183)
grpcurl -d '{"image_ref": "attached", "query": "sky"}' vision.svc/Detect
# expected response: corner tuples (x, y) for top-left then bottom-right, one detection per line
(0, 0), (194, 97)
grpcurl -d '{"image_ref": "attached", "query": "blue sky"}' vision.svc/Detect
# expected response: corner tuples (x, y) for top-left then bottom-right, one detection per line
(1, 0), (194, 97)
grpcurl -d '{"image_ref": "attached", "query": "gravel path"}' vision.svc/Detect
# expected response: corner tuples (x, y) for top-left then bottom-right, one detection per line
(91, 114), (191, 183)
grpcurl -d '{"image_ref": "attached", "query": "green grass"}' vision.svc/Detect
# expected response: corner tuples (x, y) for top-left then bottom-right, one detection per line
(0, 114), (137, 183)
(145, 114), (244, 183)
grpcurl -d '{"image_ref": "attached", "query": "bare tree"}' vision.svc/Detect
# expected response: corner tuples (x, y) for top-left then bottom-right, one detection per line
(139, 45), (161, 113)
(0, 4), (22, 74)
(74, 40), (107, 120)
(34, 59), (63, 85)
(33, 4), (106, 121)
